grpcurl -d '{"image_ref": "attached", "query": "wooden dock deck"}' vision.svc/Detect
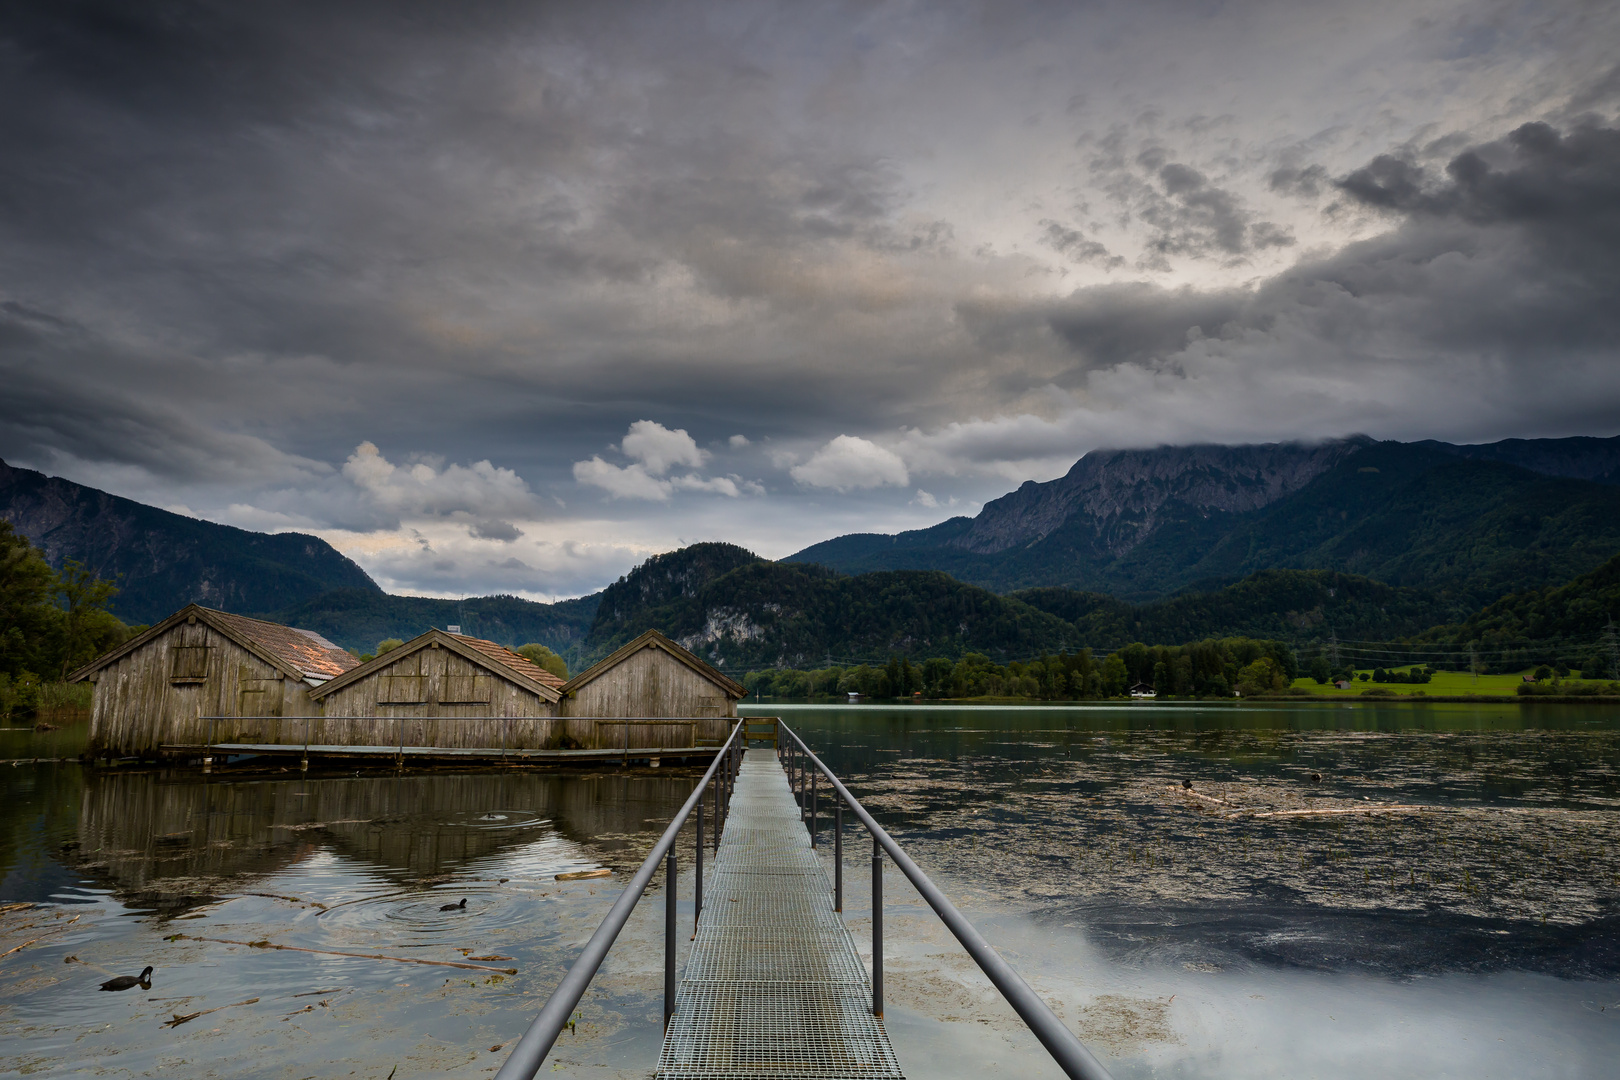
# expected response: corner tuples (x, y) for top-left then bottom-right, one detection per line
(655, 748), (904, 1079)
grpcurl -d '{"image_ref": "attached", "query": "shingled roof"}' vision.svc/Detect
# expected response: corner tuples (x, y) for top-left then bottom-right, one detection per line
(306, 628), (565, 703)
(67, 604), (360, 685)
(448, 633), (567, 690)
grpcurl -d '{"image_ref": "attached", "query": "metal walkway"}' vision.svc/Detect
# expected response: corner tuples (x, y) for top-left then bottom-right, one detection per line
(655, 748), (904, 1080)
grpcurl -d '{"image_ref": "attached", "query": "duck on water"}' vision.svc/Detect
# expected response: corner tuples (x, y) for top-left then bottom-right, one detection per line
(99, 967), (153, 992)
(439, 898), (467, 912)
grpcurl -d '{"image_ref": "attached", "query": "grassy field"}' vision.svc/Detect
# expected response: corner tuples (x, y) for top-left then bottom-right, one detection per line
(1287, 668), (1611, 697)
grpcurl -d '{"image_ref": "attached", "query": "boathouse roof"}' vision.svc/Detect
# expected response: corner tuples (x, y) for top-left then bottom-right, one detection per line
(562, 628), (747, 699)
(67, 603), (359, 685)
(306, 628), (565, 702)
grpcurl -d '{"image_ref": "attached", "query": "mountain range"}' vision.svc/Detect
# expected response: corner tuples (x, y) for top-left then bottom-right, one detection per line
(4, 433), (1618, 668)
(787, 435), (1620, 604)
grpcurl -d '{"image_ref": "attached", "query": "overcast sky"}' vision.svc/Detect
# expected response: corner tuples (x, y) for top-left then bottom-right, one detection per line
(3, 0), (1618, 600)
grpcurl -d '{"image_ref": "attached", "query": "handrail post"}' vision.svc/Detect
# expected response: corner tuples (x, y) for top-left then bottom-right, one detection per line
(810, 769), (818, 846)
(871, 834), (883, 1018)
(834, 801), (843, 911)
(693, 788), (704, 938)
(664, 849), (677, 1031)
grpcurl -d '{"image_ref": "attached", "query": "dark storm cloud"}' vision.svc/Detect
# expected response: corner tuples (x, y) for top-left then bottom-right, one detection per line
(5, 0), (1620, 596)
(1013, 118), (1620, 430)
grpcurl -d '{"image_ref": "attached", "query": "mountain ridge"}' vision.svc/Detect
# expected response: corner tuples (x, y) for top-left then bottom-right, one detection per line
(0, 458), (381, 623)
(788, 435), (1620, 602)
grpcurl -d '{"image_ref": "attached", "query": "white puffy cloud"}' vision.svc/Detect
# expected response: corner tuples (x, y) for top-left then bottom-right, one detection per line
(576, 421), (760, 501)
(572, 457), (672, 501)
(621, 420), (708, 476)
(339, 442), (540, 531)
(728, 434), (751, 449)
(789, 435), (910, 491)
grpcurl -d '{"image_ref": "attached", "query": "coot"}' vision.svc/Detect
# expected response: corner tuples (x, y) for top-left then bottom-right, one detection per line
(439, 898), (467, 912)
(98, 966), (153, 992)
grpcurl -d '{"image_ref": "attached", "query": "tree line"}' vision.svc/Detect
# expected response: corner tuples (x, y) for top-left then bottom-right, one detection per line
(741, 636), (1299, 701)
(0, 522), (136, 716)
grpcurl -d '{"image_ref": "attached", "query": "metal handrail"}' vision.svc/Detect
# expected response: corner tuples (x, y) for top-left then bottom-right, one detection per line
(494, 719), (745, 1080)
(778, 720), (1116, 1080)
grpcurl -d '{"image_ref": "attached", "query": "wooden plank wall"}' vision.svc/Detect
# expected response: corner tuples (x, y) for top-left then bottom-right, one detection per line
(86, 629), (734, 757)
(317, 643), (556, 721)
(562, 646), (736, 719)
(87, 620), (318, 757)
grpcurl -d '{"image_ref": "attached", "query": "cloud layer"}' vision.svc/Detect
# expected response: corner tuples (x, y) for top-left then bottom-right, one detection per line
(2, 0), (1617, 598)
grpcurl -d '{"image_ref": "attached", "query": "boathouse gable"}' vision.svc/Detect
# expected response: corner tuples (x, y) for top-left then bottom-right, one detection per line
(308, 629), (563, 719)
(561, 629), (745, 719)
(68, 604), (358, 757)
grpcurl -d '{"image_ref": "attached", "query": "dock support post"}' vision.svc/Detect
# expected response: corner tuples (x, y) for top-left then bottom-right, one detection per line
(810, 769), (818, 847)
(693, 791), (703, 938)
(834, 801), (843, 911)
(872, 836), (883, 1018)
(665, 850), (677, 1030)
(301, 717), (309, 772)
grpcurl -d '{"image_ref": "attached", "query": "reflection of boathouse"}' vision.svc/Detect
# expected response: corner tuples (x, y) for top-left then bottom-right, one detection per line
(70, 604), (359, 758)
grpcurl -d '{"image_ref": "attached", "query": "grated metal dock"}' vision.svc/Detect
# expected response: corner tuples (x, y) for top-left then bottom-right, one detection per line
(656, 748), (904, 1080)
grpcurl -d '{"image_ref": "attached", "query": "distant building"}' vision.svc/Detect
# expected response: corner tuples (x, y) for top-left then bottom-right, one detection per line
(1335, 679), (1352, 689)
(310, 628), (565, 720)
(70, 603), (359, 757)
(1129, 682), (1156, 698)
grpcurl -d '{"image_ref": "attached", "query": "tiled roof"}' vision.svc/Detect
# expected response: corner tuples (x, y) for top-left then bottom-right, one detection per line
(210, 610), (359, 681)
(449, 634), (568, 689)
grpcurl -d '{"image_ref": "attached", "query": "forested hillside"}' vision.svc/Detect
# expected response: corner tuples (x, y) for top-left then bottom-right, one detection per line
(0, 459), (380, 622)
(1013, 569), (1456, 649)
(584, 546), (1079, 668)
(1416, 552), (1620, 676)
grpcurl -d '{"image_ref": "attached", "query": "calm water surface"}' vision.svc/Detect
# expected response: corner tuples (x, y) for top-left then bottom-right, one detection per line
(3, 702), (1618, 1078)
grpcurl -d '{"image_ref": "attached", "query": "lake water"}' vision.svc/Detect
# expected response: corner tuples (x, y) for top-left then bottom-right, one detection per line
(3, 701), (1619, 1078)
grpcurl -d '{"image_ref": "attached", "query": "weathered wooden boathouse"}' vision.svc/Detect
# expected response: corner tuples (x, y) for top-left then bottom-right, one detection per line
(69, 604), (360, 758)
(73, 612), (746, 763)
(303, 628), (566, 750)
(557, 628), (747, 751)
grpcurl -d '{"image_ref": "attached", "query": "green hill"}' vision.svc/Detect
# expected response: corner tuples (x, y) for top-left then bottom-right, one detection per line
(1014, 569), (1454, 649)
(1416, 552), (1620, 675)
(586, 553), (1079, 669)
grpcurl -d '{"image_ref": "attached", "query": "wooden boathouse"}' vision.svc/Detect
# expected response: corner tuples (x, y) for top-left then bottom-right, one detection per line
(69, 604), (360, 758)
(304, 628), (566, 750)
(557, 628), (747, 752)
(72, 613), (745, 764)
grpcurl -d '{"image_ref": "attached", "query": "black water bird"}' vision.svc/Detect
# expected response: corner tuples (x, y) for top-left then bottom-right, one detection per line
(439, 898), (467, 912)
(1310, 772), (1322, 783)
(98, 966), (153, 991)
(1182, 779), (1193, 790)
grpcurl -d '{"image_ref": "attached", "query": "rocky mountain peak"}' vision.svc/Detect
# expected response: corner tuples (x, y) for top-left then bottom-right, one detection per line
(950, 437), (1369, 556)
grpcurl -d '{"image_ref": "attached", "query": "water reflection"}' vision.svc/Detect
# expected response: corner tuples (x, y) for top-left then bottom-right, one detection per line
(3, 703), (1620, 1078)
